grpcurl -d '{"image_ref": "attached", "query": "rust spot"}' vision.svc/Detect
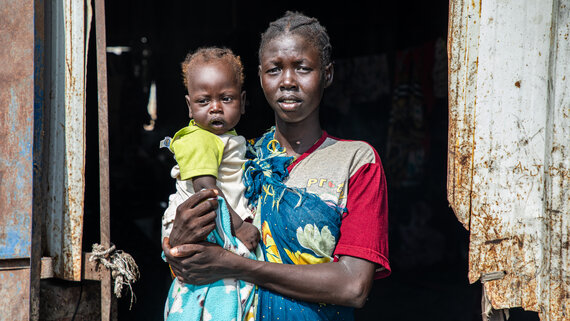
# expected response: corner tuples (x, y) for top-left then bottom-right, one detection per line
(515, 81), (521, 88)
(459, 154), (471, 167)
(515, 236), (523, 249)
(485, 237), (511, 245)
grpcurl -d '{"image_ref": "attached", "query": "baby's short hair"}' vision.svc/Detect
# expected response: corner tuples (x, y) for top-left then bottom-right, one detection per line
(181, 47), (244, 90)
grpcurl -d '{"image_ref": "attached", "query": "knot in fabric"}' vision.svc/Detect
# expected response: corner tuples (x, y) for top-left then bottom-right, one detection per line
(242, 128), (294, 207)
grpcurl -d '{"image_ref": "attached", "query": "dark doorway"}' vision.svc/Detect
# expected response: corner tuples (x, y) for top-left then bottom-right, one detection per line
(82, 1), (530, 320)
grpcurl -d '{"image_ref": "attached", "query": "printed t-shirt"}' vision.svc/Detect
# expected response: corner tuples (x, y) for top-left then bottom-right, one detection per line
(283, 131), (391, 279)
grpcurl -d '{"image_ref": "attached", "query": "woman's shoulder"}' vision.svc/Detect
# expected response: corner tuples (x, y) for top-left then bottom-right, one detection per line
(320, 133), (380, 164)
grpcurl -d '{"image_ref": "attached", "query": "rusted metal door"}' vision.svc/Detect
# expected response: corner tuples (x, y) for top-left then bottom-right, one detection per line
(448, 0), (570, 320)
(0, 0), (38, 320)
(1, 0), (91, 319)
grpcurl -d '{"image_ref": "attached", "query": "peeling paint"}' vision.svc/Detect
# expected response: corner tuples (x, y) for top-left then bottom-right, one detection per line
(0, 0), (35, 318)
(0, 0), (34, 261)
(44, 0), (89, 281)
(0, 270), (30, 320)
(448, 0), (570, 320)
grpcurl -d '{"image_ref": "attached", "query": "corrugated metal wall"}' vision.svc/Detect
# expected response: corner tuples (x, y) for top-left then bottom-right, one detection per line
(448, 0), (570, 320)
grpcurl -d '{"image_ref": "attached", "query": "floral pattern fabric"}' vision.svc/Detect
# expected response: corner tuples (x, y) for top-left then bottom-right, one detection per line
(163, 197), (256, 321)
(243, 128), (354, 320)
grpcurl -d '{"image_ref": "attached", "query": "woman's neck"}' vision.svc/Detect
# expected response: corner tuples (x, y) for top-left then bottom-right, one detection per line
(274, 118), (322, 157)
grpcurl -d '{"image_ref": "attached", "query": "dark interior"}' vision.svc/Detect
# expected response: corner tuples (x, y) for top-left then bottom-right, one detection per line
(81, 1), (540, 320)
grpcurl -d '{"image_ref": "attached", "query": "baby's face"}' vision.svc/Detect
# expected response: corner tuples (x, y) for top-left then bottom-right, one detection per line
(185, 61), (245, 135)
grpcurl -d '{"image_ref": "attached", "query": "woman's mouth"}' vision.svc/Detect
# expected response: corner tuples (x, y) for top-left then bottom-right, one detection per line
(278, 97), (302, 110)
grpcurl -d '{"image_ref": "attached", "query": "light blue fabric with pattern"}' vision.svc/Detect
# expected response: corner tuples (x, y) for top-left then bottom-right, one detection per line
(163, 197), (257, 321)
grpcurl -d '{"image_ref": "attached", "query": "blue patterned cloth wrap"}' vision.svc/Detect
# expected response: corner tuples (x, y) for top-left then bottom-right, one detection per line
(163, 197), (257, 321)
(243, 128), (354, 320)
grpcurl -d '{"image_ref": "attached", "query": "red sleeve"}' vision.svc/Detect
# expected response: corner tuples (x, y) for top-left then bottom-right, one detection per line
(332, 151), (391, 279)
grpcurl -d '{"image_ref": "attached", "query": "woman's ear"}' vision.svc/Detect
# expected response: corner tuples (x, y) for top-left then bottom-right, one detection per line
(324, 63), (334, 88)
(185, 95), (193, 118)
(240, 91), (246, 114)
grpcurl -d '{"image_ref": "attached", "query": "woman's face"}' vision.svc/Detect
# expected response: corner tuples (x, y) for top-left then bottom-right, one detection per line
(259, 34), (332, 125)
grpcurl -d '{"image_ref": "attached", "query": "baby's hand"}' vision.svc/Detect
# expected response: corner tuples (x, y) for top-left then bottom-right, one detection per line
(235, 222), (260, 252)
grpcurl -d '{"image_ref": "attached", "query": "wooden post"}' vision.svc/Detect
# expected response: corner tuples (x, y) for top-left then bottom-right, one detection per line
(94, 0), (112, 319)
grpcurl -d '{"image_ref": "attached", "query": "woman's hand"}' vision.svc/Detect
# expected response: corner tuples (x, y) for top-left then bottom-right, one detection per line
(163, 237), (239, 284)
(169, 189), (219, 247)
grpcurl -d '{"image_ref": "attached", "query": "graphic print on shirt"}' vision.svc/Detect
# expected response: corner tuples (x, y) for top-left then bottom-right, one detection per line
(305, 178), (345, 201)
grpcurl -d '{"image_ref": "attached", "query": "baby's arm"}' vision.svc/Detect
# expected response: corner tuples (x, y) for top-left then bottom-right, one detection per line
(192, 175), (260, 251)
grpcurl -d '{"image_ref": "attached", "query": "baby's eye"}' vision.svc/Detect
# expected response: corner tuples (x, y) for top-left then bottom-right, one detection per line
(196, 98), (209, 104)
(298, 66), (312, 73)
(222, 96), (234, 103)
(266, 67), (280, 74)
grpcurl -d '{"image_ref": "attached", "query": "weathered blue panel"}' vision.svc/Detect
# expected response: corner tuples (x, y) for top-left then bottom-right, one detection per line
(0, 0), (34, 259)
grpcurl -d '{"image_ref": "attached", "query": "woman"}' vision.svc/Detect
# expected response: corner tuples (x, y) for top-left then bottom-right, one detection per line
(163, 11), (390, 320)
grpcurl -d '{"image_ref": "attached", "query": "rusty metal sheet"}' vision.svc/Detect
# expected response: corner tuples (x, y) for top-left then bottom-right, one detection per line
(0, 0), (34, 260)
(44, 0), (89, 281)
(0, 270), (31, 321)
(447, 0), (481, 229)
(448, 0), (570, 320)
(0, 1), (36, 317)
(543, 1), (570, 318)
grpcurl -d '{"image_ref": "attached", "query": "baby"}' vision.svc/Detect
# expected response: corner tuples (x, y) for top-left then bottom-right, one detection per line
(161, 47), (258, 321)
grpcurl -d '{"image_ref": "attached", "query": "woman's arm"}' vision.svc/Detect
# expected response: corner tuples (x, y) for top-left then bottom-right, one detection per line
(163, 237), (375, 308)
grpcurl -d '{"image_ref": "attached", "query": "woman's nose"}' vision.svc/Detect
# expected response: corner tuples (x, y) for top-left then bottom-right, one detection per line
(280, 69), (297, 90)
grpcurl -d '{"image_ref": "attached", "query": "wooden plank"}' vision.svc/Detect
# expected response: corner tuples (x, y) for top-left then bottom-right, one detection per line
(40, 257), (54, 279)
(82, 252), (103, 281)
(94, 0), (112, 319)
